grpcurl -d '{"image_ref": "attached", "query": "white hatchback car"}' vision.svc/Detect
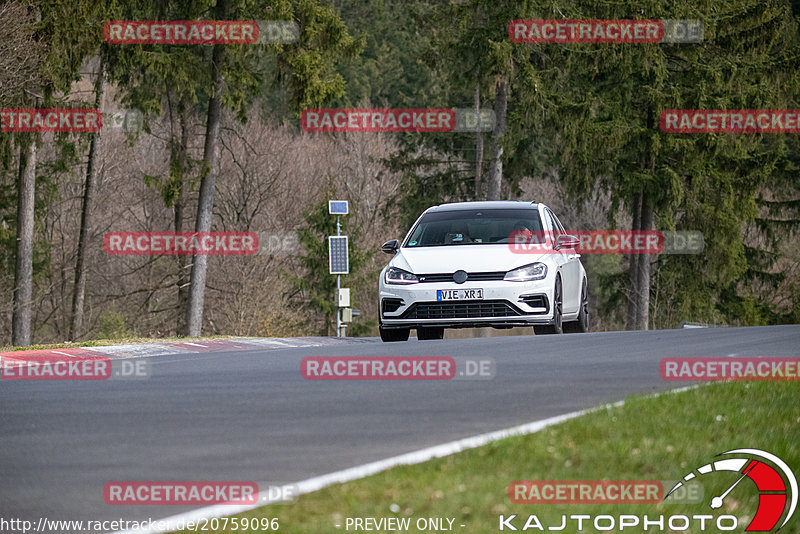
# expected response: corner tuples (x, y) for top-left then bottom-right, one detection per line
(378, 201), (588, 341)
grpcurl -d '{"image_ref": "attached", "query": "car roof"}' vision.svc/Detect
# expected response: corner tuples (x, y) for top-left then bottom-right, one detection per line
(427, 201), (541, 212)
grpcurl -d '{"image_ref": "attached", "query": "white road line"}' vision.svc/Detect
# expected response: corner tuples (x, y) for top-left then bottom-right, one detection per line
(180, 343), (208, 348)
(113, 386), (696, 534)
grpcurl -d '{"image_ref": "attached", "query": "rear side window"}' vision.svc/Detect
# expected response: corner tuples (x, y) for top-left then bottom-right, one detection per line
(545, 209), (565, 236)
(552, 212), (566, 233)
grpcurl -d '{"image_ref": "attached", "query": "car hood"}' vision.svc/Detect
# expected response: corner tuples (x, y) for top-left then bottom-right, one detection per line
(391, 245), (547, 274)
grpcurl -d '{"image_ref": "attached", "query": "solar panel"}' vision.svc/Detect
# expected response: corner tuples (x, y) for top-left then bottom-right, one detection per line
(328, 200), (349, 215)
(328, 236), (349, 274)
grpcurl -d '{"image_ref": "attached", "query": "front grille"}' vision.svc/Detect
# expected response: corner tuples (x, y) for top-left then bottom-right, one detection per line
(417, 271), (506, 283)
(401, 300), (522, 319)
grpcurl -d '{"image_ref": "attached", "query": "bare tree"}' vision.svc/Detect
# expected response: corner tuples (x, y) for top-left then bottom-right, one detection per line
(185, 0), (227, 337)
(70, 61), (107, 340)
(626, 192), (642, 329)
(0, 1), (44, 103)
(474, 82), (484, 199)
(486, 77), (508, 200)
(12, 134), (36, 346)
(4, 1), (44, 346)
(635, 192), (654, 330)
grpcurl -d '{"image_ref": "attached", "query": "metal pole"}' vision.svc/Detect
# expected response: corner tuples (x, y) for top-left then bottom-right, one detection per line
(336, 215), (341, 337)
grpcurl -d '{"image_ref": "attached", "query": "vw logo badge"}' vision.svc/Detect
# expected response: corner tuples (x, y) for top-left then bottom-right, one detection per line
(453, 270), (468, 284)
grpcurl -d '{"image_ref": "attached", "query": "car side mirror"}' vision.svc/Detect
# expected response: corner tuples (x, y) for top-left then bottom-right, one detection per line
(381, 239), (400, 254)
(555, 234), (579, 250)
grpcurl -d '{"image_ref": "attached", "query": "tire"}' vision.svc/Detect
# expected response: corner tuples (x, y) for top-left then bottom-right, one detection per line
(380, 326), (410, 342)
(417, 326), (445, 340)
(564, 280), (589, 333)
(533, 276), (563, 335)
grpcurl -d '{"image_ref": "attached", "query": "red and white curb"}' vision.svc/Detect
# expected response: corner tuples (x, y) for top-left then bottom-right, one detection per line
(0, 336), (364, 364)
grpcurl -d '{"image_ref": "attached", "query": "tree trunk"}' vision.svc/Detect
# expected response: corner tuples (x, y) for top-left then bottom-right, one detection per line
(486, 76), (508, 201)
(175, 100), (191, 334)
(70, 63), (106, 341)
(474, 82), (484, 199)
(12, 135), (36, 346)
(626, 191), (642, 330)
(185, 0), (227, 337)
(635, 192), (654, 330)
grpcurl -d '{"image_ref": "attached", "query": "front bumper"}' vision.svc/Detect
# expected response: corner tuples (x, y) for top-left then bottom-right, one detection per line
(379, 278), (555, 329)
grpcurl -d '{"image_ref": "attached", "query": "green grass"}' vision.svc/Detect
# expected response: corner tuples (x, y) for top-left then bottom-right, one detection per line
(185, 382), (799, 533)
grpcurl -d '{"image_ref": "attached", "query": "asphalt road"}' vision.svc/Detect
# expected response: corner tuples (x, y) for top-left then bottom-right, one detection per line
(1, 325), (798, 530)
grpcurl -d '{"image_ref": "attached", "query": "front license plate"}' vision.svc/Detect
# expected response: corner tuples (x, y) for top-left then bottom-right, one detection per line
(436, 288), (484, 301)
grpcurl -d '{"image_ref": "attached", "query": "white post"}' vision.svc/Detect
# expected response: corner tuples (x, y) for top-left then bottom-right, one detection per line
(336, 215), (342, 337)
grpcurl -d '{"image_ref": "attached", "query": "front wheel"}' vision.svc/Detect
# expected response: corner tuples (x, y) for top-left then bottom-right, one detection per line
(533, 276), (563, 335)
(380, 326), (410, 342)
(564, 280), (589, 333)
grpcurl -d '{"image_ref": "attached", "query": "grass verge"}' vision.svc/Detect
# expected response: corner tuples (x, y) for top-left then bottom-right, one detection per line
(183, 381), (799, 533)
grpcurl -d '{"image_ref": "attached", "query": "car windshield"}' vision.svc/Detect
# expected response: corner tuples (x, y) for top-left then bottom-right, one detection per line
(404, 208), (544, 247)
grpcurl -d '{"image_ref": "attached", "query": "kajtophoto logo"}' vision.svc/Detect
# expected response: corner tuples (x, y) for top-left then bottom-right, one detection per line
(499, 449), (796, 532)
(666, 449), (797, 532)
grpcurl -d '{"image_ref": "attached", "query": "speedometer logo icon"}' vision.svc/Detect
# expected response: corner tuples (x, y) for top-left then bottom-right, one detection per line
(666, 449), (797, 531)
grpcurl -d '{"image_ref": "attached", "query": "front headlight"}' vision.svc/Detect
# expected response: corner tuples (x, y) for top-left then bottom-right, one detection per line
(504, 262), (548, 282)
(385, 266), (419, 284)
